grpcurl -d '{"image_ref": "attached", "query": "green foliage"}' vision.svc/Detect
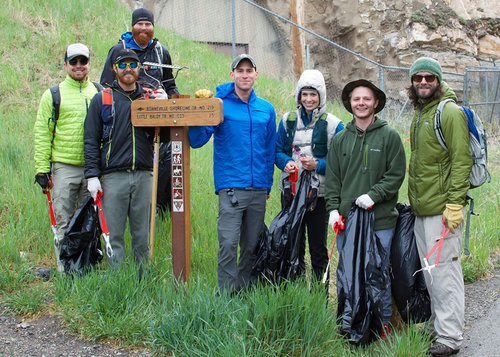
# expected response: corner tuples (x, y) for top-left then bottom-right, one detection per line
(1, 0), (499, 355)
(410, 5), (459, 29)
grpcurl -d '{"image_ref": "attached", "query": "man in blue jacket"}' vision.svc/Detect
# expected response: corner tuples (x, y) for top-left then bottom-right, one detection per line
(189, 54), (277, 294)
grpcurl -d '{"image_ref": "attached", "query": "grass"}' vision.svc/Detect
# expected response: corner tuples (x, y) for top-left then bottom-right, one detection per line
(0, 0), (499, 355)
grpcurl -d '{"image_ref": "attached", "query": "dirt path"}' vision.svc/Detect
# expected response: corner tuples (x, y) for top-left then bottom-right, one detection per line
(1, 264), (498, 356)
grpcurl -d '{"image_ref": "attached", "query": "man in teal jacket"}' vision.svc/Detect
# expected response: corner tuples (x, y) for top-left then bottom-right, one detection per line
(325, 79), (406, 338)
(407, 57), (472, 357)
(34, 43), (100, 272)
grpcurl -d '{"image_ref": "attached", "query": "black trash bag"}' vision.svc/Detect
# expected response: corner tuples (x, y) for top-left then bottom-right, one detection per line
(390, 203), (431, 323)
(252, 170), (316, 283)
(337, 205), (386, 345)
(59, 195), (103, 274)
(157, 141), (172, 213)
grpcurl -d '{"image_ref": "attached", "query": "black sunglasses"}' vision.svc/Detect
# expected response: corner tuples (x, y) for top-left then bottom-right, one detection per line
(68, 57), (89, 66)
(412, 74), (437, 83)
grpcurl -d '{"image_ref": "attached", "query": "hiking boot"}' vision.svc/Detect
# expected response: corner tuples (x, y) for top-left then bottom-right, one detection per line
(428, 342), (459, 356)
(380, 323), (391, 340)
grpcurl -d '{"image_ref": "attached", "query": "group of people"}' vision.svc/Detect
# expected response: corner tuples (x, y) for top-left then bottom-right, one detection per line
(34, 6), (471, 356)
(34, 8), (177, 268)
(190, 55), (470, 356)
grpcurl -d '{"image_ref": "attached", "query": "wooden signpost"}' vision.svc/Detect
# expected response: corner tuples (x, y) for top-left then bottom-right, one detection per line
(131, 96), (223, 282)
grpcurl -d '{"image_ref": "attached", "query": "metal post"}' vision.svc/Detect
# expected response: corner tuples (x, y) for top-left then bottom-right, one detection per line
(379, 66), (385, 119)
(463, 69), (469, 106)
(231, 0), (236, 58)
(485, 71), (490, 122)
(305, 44), (310, 69)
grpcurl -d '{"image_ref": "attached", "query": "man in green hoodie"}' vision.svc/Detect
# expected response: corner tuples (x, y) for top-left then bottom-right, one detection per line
(325, 79), (406, 339)
(407, 57), (472, 357)
(34, 43), (100, 272)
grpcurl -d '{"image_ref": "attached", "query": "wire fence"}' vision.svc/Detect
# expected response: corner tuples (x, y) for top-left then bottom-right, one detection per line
(160, 0), (500, 136)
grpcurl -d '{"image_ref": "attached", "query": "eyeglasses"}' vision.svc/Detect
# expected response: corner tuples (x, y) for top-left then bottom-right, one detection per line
(412, 74), (437, 83)
(115, 62), (139, 70)
(68, 57), (89, 66)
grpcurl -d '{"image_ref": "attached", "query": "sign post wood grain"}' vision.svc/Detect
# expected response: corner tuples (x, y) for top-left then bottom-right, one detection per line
(132, 96), (222, 282)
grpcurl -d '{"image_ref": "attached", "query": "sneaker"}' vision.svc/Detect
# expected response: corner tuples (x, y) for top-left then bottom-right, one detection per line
(380, 323), (391, 340)
(428, 342), (459, 356)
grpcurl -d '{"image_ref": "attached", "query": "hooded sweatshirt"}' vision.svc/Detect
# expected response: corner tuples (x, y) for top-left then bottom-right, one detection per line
(325, 118), (406, 230)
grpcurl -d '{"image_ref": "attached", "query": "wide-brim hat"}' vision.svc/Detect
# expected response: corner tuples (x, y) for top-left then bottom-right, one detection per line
(341, 79), (386, 114)
(113, 49), (140, 64)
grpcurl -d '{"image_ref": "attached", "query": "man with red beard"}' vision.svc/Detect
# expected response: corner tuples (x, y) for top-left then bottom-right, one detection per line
(85, 49), (157, 266)
(101, 7), (179, 214)
(325, 79), (406, 340)
(407, 57), (471, 356)
(100, 8), (178, 96)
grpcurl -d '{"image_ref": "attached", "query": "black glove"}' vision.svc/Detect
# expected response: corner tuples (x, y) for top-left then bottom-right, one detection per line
(35, 173), (51, 193)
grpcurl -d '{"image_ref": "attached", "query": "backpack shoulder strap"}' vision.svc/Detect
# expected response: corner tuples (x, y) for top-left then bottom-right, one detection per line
(49, 84), (60, 124)
(434, 98), (456, 152)
(92, 81), (104, 92)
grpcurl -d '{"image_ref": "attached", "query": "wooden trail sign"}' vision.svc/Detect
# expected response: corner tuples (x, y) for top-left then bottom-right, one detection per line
(132, 96), (223, 282)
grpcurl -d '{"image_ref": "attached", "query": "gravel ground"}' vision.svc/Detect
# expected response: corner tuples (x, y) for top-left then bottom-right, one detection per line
(0, 263), (498, 356)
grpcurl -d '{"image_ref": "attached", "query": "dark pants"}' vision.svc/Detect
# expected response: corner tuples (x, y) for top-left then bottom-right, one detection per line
(295, 197), (329, 281)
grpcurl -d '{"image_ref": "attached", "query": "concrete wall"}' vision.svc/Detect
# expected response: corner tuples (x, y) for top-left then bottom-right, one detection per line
(122, 0), (293, 79)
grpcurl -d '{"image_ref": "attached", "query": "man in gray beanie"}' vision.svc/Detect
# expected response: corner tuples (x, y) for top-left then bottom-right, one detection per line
(407, 57), (471, 356)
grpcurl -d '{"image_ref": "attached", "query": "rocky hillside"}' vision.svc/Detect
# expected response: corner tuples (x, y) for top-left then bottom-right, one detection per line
(264, 0), (499, 73)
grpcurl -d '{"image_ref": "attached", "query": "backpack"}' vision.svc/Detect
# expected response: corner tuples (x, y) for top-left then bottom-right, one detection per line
(49, 82), (103, 142)
(284, 111), (334, 158)
(434, 99), (490, 188)
(434, 99), (491, 255)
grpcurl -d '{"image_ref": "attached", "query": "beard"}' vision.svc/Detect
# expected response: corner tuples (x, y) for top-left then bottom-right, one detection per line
(132, 28), (153, 47)
(415, 83), (439, 100)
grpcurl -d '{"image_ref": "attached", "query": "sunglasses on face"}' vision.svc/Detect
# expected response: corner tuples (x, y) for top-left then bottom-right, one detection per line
(412, 74), (437, 83)
(115, 61), (139, 70)
(68, 57), (89, 66)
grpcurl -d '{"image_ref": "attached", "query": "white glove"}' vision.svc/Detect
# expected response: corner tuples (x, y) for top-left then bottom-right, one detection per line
(328, 210), (340, 230)
(151, 88), (168, 100)
(355, 194), (374, 210)
(87, 177), (102, 200)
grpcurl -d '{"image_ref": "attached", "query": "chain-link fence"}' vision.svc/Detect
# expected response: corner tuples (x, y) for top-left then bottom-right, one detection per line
(158, 0), (500, 134)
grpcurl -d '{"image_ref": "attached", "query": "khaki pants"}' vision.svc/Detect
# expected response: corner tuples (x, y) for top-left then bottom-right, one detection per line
(51, 162), (88, 272)
(414, 214), (464, 349)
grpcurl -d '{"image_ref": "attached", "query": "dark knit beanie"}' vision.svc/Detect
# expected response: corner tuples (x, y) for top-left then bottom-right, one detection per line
(132, 8), (154, 26)
(409, 57), (442, 82)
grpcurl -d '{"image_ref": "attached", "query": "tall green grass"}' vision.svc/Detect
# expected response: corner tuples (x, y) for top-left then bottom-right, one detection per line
(1, 0), (499, 355)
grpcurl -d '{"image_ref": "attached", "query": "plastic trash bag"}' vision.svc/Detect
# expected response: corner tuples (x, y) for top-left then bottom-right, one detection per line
(252, 170), (318, 282)
(336, 205), (385, 345)
(390, 203), (431, 323)
(59, 195), (103, 274)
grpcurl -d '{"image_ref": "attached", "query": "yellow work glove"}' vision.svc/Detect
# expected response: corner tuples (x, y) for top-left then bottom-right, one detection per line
(442, 203), (464, 233)
(195, 89), (214, 98)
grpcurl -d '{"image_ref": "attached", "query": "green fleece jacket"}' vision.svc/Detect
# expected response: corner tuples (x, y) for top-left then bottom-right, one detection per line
(34, 76), (99, 173)
(325, 117), (406, 230)
(408, 82), (472, 216)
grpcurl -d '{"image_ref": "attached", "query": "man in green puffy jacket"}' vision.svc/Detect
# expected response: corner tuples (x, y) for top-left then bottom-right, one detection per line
(407, 57), (472, 357)
(34, 43), (100, 272)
